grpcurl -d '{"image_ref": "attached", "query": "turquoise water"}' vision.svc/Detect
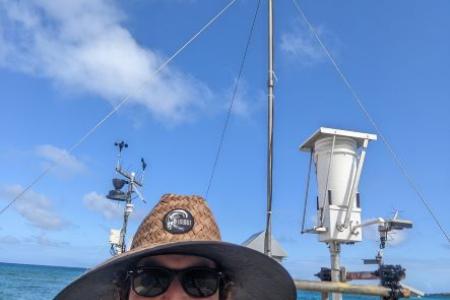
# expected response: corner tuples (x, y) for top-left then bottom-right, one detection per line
(0, 262), (86, 300)
(0, 262), (448, 300)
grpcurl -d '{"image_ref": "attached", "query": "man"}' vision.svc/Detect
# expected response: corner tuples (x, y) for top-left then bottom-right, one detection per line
(127, 254), (225, 299)
(55, 194), (297, 300)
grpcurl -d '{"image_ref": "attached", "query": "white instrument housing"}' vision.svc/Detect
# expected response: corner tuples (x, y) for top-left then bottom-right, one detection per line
(300, 128), (377, 243)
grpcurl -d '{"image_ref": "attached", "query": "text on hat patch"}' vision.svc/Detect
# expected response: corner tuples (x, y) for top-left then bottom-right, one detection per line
(163, 209), (194, 234)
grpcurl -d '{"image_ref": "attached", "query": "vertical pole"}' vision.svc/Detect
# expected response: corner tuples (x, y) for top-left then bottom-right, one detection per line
(330, 242), (342, 300)
(264, 0), (275, 257)
(120, 174), (134, 253)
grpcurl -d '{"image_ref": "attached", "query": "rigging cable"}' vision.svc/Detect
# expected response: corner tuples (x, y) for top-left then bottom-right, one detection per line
(0, 0), (240, 217)
(204, 0), (262, 198)
(291, 0), (450, 243)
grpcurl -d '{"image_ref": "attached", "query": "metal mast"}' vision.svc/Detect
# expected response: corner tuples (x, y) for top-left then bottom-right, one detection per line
(106, 141), (147, 256)
(264, 0), (275, 257)
(118, 170), (139, 253)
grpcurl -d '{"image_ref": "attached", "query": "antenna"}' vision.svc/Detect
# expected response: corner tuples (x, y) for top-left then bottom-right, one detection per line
(107, 141), (148, 256)
(264, 0), (275, 258)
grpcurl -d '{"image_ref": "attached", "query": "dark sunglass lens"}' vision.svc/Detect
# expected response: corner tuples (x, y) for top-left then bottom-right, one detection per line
(133, 268), (172, 297)
(181, 269), (220, 297)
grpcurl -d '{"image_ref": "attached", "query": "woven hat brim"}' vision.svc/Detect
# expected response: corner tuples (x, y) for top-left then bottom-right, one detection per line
(54, 241), (297, 300)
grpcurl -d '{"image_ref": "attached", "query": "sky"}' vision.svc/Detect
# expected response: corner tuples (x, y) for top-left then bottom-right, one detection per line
(0, 0), (449, 293)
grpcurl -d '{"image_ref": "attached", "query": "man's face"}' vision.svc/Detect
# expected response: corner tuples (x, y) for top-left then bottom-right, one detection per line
(129, 254), (220, 300)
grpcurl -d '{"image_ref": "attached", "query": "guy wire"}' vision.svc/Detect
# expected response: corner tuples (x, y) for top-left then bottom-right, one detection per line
(204, 0), (262, 198)
(0, 0), (240, 216)
(291, 0), (450, 243)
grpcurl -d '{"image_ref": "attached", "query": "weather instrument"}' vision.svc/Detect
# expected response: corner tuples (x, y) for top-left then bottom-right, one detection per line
(300, 127), (377, 300)
(300, 128), (377, 241)
(299, 128), (420, 299)
(107, 141), (147, 256)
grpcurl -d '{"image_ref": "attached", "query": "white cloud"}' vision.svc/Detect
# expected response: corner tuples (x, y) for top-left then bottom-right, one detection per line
(0, 235), (21, 245)
(364, 220), (408, 247)
(83, 191), (123, 220)
(0, 185), (68, 230)
(0, 26), (8, 63)
(280, 23), (327, 65)
(0, 234), (69, 247)
(36, 144), (86, 176)
(385, 230), (407, 246)
(223, 80), (264, 118)
(33, 234), (70, 247)
(83, 191), (147, 221)
(0, 0), (215, 123)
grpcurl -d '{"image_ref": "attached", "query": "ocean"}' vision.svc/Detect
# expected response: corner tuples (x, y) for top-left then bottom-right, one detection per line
(0, 262), (85, 300)
(0, 262), (447, 300)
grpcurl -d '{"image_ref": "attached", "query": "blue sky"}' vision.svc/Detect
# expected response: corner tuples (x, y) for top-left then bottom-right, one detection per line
(0, 0), (449, 293)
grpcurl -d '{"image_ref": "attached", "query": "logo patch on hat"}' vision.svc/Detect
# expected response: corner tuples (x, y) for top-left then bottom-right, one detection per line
(163, 209), (194, 234)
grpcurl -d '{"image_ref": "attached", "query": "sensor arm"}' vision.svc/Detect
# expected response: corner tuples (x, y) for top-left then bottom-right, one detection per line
(351, 217), (385, 234)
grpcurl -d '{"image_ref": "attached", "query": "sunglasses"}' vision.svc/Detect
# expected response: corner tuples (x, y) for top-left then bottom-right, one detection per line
(129, 266), (224, 298)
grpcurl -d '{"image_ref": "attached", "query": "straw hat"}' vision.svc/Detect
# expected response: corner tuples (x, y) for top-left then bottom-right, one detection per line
(55, 194), (297, 300)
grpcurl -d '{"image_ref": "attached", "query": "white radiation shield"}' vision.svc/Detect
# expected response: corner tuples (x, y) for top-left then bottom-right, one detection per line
(300, 128), (377, 243)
